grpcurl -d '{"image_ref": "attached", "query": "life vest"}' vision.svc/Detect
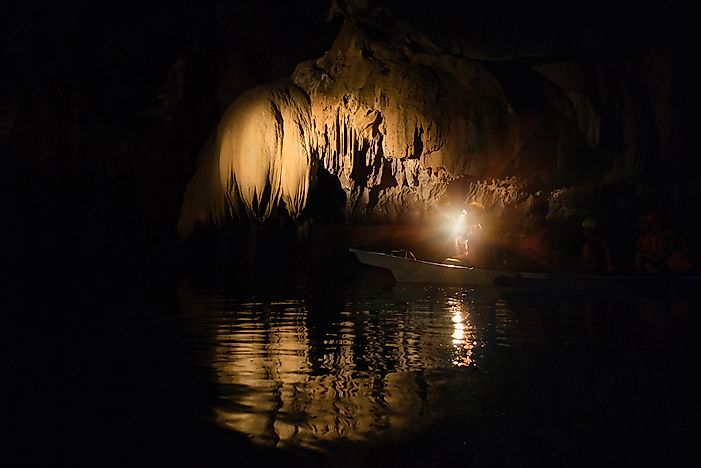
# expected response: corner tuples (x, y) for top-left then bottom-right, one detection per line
(662, 231), (694, 272)
(666, 251), (694, 272)
(523, 229), (548, 255)
(637, 233), (665, 257)
(637, 229), (694, 273)
(580, 237), (613, 273)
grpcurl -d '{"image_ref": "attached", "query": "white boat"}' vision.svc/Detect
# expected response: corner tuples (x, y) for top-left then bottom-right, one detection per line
(349, 248), (525, 286)
(350, 248), (701, 290)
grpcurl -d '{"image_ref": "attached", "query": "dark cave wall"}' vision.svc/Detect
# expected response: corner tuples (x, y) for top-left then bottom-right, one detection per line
(3, 1), (700, 273)
(189, 12), (698, 231)
(2, 1), (336, 274)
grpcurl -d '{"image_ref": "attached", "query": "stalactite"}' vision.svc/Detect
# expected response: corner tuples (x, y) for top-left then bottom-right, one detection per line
(177, 81), (315, 237)
(179, 14), (654, 237)
(292, 19), (518, 222)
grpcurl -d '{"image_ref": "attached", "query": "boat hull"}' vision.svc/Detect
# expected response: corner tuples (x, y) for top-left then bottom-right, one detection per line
(350, 248), (518, 286)
(350, 248), (701, 290)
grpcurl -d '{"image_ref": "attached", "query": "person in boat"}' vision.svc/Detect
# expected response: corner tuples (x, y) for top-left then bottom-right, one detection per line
(505, 197), (560, 271)
(578, 218), (614, 274)
(635, 210), (694, 274)
(452, 201), (487, 265)
(521, 210), (557, 270)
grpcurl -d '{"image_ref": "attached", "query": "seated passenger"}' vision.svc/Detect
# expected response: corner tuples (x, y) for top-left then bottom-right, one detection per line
(635, 211), (694, 274)
(579, 218), (614, 274)
(523, 214), (556, 269)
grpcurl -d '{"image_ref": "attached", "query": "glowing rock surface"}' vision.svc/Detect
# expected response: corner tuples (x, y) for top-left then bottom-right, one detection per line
(178, 81), (315, 236)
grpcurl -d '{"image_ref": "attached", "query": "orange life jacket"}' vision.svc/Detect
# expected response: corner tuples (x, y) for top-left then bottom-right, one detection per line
(637, 233), (665, 257)
(523, 230), (548, 255)
(580, 237), (614, 273)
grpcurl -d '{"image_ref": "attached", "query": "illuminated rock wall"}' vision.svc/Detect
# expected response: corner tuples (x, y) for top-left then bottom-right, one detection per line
(177, 11), (693, 241)
(178, 81), (316, 236)
(293, 18), (519, 222)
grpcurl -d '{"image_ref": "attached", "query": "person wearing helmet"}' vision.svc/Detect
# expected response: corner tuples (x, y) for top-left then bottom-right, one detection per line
(512, 199), (559, 271)
(452, 201), (486, 265)
(635, 210), (694, 274)
(634, 211), (663, 273)
(579, 218), (614, 274)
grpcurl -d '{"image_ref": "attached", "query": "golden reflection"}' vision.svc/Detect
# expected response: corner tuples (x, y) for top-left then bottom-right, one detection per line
(452, 310), (464, 343)
(179, 288), (488, 453)
(209, 306), (430, 450)
(449, 300), (476, 367)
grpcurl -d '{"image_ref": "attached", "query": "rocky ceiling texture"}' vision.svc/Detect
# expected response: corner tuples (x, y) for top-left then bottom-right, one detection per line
(3, 1), (699, 271)
(178, 4), (697, 247)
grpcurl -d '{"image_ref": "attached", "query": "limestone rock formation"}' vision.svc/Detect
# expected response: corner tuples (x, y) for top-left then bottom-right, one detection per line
(293, 15), (519, 222)
(178, 8), (694, 248)
(177, 81), (316, 237)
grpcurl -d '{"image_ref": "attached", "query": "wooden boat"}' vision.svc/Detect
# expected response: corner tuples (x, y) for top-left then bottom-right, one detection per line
(349, 248), (701, 290)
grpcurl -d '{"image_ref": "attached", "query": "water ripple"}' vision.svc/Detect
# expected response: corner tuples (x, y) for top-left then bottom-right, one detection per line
(178, 282), (693, 454)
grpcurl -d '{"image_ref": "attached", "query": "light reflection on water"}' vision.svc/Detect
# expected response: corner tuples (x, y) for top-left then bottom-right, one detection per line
(177, 282), (693, 456)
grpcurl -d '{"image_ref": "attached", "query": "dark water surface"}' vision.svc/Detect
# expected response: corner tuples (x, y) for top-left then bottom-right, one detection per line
(177, 281), (697, 467)
(8, 272), (698, 467)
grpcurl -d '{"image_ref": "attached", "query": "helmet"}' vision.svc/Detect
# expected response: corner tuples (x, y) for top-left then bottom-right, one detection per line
(646, 211), (661, 228)
(466, 201), (485, 216)
(582, 218), (598, 230)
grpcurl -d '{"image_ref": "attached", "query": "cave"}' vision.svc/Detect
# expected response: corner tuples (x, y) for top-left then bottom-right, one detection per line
(5, 1), (699, 466)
